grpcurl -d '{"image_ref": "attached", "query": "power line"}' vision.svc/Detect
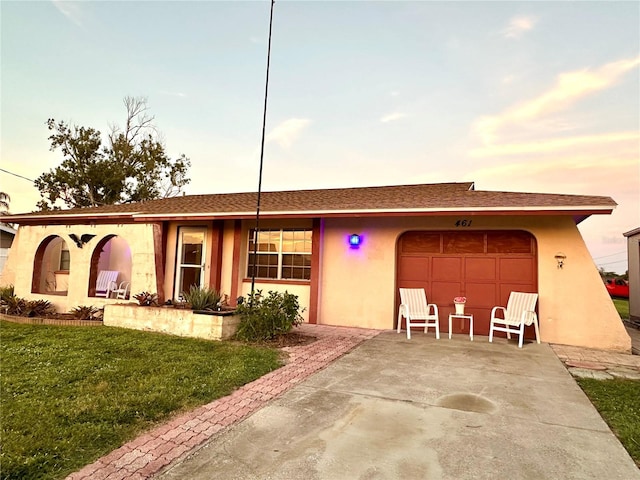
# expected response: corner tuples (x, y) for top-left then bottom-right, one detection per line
(598, 259), (627, 268)
(0, 168), (34, 183)
(592, 251), (627, 260)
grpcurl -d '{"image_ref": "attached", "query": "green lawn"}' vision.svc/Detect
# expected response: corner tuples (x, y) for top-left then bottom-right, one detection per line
(578, 298), (638, 467)
(0, 321), (282, 480)
(613, 298), (630, 319)
(576, 378), (640, 467)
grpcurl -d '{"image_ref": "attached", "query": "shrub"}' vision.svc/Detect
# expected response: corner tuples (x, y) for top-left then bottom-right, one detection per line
(234, 290), (304, 342)
(3, 295), (26, 316)
(183, 285), (221, 311)
(70, 305), (100, 320)
(24, 300), (56, 318)
(133, 292), (159, 306)
(0, 284), (14, 302)
(2, 296), (56, 317)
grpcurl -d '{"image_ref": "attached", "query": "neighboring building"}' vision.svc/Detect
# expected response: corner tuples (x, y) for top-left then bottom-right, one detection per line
(1, 182), (631, 351)
(0, 223), (17, 283)
(623, 227), (640, 326)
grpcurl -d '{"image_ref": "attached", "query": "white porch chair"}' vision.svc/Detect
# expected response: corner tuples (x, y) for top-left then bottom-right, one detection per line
(95, 270), (119, 297)
(113, 281), (130, 300)
(489, 292), (540, 348)
(397, 288), (440, 340)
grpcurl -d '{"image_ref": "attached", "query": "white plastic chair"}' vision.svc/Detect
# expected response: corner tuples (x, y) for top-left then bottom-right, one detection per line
(95, 270), (119, 297)
(489, 292), (540, 348)
(114, 281), (130, 300)
(397, 288), (440, 340)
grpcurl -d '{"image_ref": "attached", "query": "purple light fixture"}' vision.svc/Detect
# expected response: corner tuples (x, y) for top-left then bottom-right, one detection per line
(349, 234), (362, 248)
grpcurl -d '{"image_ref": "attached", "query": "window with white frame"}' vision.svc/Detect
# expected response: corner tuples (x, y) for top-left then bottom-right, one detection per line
(247, 228), (312, 280)
(59, 244), (70, 271)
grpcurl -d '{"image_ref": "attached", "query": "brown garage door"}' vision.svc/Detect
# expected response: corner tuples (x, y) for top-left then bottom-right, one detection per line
(397, 230), (538, 337)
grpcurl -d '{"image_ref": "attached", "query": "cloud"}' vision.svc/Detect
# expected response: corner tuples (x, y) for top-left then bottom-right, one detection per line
(158, 90), (187, 98)
(266, 118), (311, 148)
(470, 131), (639, 158)
(469, 153), (639, 197)
(502, 15), (538, 39)
(51, 0), (85, 28)
(474, 56), (640, 146)
(380, 112), (406, 123)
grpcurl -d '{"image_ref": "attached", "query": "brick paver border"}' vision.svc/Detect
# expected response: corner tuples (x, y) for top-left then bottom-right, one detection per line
(66, 324), (379, 480)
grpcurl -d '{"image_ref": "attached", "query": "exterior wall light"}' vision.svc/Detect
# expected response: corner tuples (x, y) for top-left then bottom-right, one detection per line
(554, 252), (566, 269)
(349, 234), (362, 248)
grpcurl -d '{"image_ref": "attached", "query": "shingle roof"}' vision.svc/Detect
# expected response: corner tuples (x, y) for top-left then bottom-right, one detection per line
(7, 182), (616, 224)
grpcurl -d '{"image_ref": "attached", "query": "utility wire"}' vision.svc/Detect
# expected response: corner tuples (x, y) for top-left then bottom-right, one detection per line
(250, 0), (275, 296)
(592, 251), (627, 260)
(0, 168), (34, 183)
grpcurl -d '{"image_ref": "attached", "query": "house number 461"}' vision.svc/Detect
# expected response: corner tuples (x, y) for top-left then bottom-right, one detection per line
(455, 220), (473, 227)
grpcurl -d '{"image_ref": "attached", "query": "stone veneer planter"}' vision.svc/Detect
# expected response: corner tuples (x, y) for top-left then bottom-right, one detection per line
(103, 304), (240, 341)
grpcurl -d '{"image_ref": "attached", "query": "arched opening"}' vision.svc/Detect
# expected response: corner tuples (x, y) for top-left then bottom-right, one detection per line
(32, 235), (71, 295)
(88, 235), (133, 298)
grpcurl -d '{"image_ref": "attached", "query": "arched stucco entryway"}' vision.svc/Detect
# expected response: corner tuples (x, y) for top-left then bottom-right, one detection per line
(88, 235), (132, 298)
(31, 235), (71, 295)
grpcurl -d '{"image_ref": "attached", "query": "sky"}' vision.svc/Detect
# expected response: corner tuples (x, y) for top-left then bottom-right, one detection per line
(1, 0), (638, 274)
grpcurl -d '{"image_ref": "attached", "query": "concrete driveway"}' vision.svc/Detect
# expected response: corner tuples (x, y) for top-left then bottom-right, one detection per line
(159, 332), (639, 480)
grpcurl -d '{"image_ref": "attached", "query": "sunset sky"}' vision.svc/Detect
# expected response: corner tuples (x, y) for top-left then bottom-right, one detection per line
(1, 1), (638, 273)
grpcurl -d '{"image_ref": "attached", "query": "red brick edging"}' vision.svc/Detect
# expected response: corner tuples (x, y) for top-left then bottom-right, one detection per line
(0, 313), (103, 327)
(66, 324), (379, 480)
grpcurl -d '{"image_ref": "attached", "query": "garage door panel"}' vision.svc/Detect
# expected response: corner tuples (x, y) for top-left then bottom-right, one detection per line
(464, 283), (497, 309)
(499, 258), (534, 282)
(432, 257), (462, 281)
(398, 256), (430, 282)
(465, 257), (496, 280)
(431, 281), (461, 306)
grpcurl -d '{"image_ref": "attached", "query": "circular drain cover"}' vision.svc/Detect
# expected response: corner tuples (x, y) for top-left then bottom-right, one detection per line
(435, 393), (497, 414)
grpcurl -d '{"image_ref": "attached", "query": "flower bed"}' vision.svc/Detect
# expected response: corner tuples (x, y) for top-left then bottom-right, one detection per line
(103, 304), (240, 341)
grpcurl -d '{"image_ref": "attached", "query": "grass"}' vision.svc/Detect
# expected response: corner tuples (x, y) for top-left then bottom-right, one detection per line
(612, 298), (630, 320)
(0, 321), (282, 480)
(577, 298), (638, 466)
(576, 378), (640, 467)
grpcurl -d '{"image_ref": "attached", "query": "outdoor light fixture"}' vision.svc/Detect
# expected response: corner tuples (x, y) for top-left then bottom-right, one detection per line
(554, 252), (566, 269)
(349, 234), (362, 248)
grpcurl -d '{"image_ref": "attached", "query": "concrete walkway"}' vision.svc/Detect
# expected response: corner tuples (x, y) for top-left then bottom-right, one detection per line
(158, 330), (639, 480)
(66, 325), (379, 480)
(66, 324), (640, 479)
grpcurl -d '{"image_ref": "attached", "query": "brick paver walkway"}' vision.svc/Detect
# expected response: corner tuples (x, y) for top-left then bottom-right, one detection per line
(551, 326), (640, 379)
(66, 324), (379, 480)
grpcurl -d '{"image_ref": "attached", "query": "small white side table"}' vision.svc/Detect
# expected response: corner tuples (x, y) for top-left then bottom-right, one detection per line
(448, 313), (474, 341)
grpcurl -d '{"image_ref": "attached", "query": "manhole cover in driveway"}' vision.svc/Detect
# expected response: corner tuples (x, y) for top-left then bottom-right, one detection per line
(435, 393), (497, 414)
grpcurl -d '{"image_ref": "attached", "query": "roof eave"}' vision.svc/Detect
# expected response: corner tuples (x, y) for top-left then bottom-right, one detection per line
(132, 206), (615, 222)
(7, 205), (615, 225)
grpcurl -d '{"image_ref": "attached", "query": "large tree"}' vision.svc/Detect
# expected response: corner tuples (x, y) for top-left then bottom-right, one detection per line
(0, 192), (9, 213)
(35, 96), (191, 210)
(0, 192), (13, 227)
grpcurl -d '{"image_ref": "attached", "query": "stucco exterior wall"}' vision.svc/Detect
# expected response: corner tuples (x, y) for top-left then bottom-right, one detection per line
(317, 215), (630, 351)
(3, 224), (157, 312)
(4, 214), (629, 351)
